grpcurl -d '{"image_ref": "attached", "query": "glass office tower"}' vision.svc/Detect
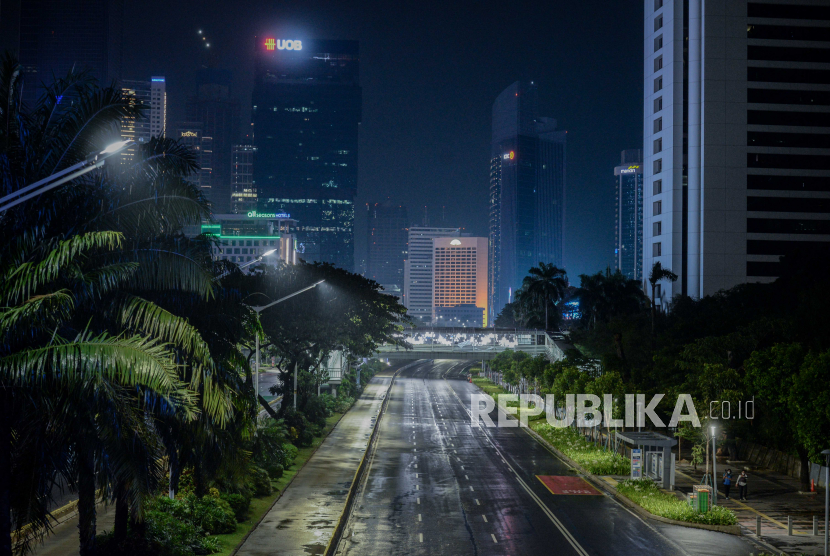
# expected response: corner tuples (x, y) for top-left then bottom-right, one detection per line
(252, 38), (362, 270)
(614, 149), (644, 281)
(488, 81), (566, 324)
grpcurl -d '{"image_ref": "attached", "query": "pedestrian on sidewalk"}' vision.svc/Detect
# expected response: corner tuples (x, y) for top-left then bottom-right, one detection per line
(723, 469), (733, 499)
(737, 471), (748, 500)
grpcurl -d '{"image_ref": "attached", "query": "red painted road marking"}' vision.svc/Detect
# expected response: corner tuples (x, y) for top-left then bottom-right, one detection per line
(536, 475), (601, 496)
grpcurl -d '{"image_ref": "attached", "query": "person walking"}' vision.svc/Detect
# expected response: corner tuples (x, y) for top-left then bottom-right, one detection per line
(737, 471), (748, 500)
(723, 469), (733, 499)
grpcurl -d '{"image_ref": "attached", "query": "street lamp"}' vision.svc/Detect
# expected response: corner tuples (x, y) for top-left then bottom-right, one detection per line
(712, 425), (717, 506)
(0, 140), (134, 213)
(248, 279), (325, 409)
(822, 448), (830, 556)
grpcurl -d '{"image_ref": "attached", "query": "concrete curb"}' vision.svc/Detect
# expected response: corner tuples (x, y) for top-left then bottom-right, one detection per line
(325, 365), (409, 556)
(470, 380), (743, 537)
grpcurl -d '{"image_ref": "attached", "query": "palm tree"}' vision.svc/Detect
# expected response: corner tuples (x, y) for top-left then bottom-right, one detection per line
(0, 56), (244, 555)
(518, 263), (567, 330)
(648, 261), (678, 335)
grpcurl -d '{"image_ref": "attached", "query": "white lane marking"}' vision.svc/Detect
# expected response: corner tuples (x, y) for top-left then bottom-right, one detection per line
(418, 514), (422, 522)
(482, 514), (488, 523)
(469, 486), (474, 492)
(419, 533), (423, 543)
(416, 485), (419, 490)
(417, 497), (420, 504)
(444, 374), (591, 556)
(491, 534), (498, 544)
(465, 475), (469, 480)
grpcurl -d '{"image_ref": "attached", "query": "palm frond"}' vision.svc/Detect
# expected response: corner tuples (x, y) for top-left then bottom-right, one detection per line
(0, 331), (199, 420)
(126, 248), (215, 300)
(2, 231), (124, 305)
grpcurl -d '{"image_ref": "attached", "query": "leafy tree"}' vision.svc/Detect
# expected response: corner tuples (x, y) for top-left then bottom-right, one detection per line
(744, 343), (830, 491)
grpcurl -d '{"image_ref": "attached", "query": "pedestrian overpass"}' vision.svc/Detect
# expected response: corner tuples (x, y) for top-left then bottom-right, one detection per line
(374, 329), (574, 362)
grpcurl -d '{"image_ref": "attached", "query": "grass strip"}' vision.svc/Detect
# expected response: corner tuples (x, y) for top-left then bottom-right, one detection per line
(212, 412), (345, 555)
(616, 479), (737, 526)
(530, 423), (631, 475)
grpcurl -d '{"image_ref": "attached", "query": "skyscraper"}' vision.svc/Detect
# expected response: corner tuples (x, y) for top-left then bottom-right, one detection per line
(643, 0), (830, 308)
(488, 81), (566, 323)
(186, 72), (241, 214)
(176, 122), (211, 196)
(120, 77), (167, 165)
(18, 0), (122, 107)
(404, 226), (462, 325)
(432, 237), (489, 327)
(231, 145), (257, 215)
(366, 202), (409, 292)
(251, 38), (362, 270)
(614, 149), (644, 280)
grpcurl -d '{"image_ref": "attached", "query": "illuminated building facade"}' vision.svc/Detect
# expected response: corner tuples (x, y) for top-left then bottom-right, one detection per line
(231, 145), (257, 214)
(404, 227), (462, 324)
(488, 81), (566, 323)
(186, 72), (241, 214)
(176, 122), (212, 198)
(18, 0), (122, 107)
(252, 38), (361, 270)
(643, 0), (830, 307)
(432, 237), (489, 327)
(185, 213), (298, 270)
(366, 201), (408, 292)
(120, 77), (167, 165)
(614, 149), (644, 280)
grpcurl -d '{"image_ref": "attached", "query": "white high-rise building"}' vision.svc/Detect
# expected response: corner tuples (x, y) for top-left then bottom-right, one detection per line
(120, 76), (167, 164)
(403, 227), (461, 324)
(643, 0), (830, 308)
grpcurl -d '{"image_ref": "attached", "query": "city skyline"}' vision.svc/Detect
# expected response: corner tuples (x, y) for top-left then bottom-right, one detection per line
(0, 0), (643, 281)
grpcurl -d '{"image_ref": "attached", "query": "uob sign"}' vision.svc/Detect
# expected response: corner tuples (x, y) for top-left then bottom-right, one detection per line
(277, 39), (302, 51)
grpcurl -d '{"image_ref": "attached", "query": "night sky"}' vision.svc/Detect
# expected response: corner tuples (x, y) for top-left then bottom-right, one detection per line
(122, 0), (645, 281)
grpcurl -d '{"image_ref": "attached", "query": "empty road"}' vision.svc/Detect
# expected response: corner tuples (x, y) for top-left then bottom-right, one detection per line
(337, 359), (768, 556)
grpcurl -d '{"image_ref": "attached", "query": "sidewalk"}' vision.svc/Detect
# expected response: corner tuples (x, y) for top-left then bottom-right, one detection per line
(675, 461), (826, 555)
(235, 371), (393, 556)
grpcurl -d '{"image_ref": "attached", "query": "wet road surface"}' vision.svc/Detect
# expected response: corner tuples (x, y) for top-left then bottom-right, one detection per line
(337, 359), (768, 556)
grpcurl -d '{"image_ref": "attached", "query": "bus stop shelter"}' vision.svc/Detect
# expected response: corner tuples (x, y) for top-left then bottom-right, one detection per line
(616, 431), (677, 489)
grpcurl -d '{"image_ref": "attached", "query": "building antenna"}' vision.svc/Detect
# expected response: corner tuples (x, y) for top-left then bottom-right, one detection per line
(423, 205), (429, 227)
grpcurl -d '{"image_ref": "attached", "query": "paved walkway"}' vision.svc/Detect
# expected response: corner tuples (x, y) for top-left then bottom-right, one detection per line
(675, 462), (826, 555)
(236, 371), (394, 556)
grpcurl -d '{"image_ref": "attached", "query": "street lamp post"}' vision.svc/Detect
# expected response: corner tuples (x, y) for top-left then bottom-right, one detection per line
(0, 140), (134, 213)
(712, 425), (717, 506)
(822, 449), (830, 556)
(249, 279), (325, 408)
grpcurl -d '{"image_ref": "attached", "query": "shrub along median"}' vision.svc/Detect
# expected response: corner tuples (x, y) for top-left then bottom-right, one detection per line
(471, 377), (737, 527)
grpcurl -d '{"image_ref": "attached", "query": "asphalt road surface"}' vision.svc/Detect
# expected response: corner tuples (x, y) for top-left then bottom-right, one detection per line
(337, 359), (770, 556)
